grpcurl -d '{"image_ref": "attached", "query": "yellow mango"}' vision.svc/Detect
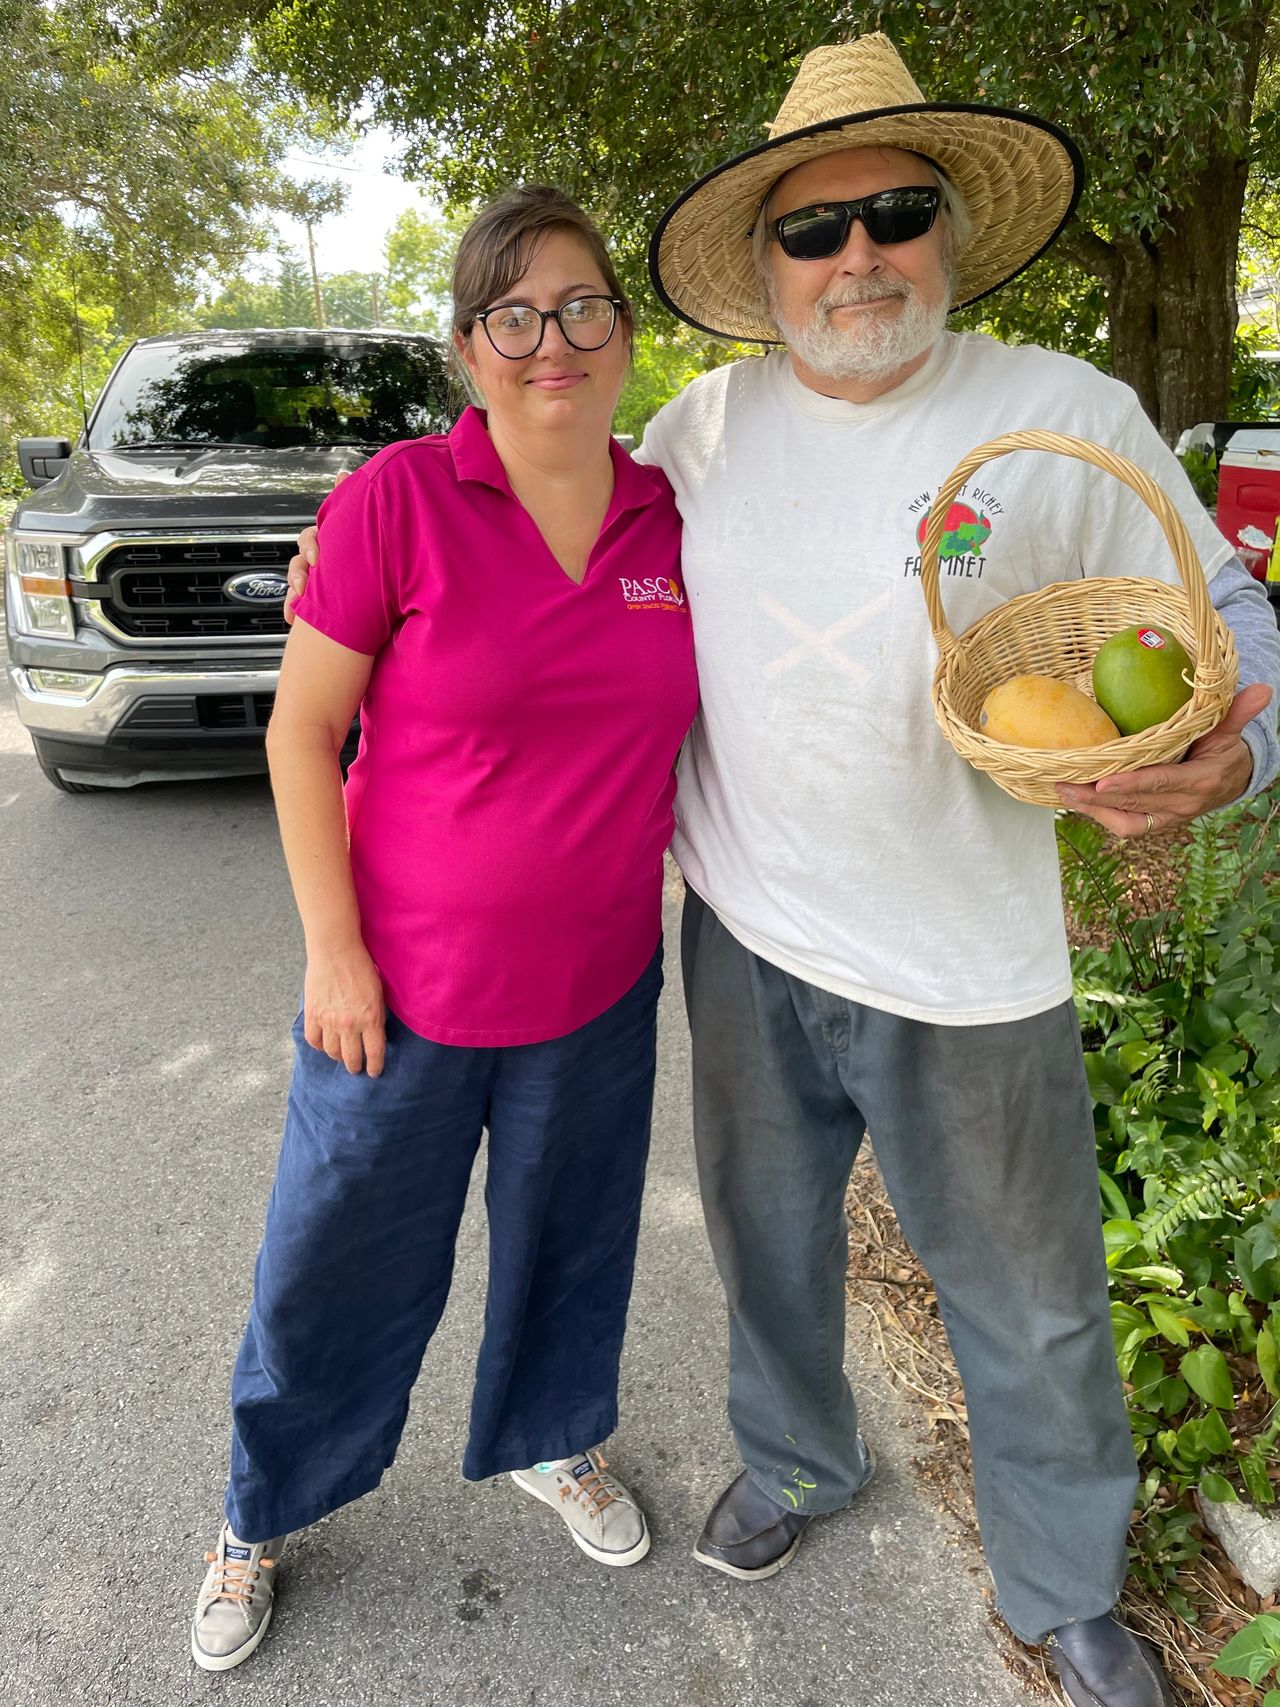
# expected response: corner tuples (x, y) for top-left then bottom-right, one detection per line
(979, 674), (1121, 749)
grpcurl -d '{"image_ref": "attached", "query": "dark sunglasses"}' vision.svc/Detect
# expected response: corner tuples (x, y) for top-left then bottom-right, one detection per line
(765, 186), (941, 259)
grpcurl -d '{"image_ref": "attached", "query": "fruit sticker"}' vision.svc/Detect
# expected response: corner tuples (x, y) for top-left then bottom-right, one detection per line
(1137, 629), (1165, 650)
(915, 500), (993, 562)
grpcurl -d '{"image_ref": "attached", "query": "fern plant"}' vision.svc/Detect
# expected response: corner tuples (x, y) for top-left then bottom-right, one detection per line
(1139, 1152), (1254, 1252)
(1059, 796), (1280, 1564)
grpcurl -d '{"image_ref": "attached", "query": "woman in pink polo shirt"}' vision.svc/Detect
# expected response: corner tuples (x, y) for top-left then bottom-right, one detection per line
(191, 188), (698, 1672)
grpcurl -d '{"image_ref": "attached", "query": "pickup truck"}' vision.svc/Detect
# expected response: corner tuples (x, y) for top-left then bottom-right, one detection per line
(4, 327), (454, 791)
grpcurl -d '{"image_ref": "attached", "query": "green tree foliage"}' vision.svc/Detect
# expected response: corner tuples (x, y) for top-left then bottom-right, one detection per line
(0, 221), (123, 496)
(614, 326), (750, 442)
(275, 178), (348, 230)
(193, 275), (287, 332)
(199, 264), (389, 331)
(193, 0), (1280, 438)
(275, 177), (348, 323)
(0, 0), (337, 485)
(276, 258), (319, 328)
(384, 209), (467, 335)
(192, 258), (319, 330)
(320, 272), (380, 329)
(192, 214), (464, 338)
(1, 0), (301, 317)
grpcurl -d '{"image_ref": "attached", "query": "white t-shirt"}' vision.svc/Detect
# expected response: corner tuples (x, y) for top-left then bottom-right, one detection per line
(639, 333), (1233, 1024)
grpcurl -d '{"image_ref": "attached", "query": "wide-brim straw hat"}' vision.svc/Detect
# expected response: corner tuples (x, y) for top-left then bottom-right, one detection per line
(649, 33), (1085, 343)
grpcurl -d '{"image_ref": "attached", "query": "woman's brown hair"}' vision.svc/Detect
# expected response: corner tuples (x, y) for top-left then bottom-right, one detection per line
(451, 186), (633, 363)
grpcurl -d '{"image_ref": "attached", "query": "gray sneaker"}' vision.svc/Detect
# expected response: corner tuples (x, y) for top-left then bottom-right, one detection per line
(190, 1522), (286, 1671)
(511, 1448), (650, 1566)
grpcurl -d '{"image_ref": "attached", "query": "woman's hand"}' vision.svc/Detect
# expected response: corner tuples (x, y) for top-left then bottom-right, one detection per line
(285, 526), (318, 624)
(304, 942), (387, 1076)
(287, 464), (351, 624)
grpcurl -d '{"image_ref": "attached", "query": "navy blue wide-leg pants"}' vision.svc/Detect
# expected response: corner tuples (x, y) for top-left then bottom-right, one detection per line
(225, 946), (662, 1543)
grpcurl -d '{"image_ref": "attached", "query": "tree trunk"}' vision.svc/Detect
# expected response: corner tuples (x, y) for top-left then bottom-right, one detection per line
(1106, 157), (1247, 441)
(1102, 8), (1266, 442)
(305, 219), (325, 327)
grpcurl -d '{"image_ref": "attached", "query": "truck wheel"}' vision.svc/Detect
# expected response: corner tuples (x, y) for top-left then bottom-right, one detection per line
(32, 741), (106, 794)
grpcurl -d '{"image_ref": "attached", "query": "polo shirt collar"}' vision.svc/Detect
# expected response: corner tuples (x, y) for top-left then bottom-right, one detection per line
(448, 405), (661, 520)
(448, 406), (509, 491)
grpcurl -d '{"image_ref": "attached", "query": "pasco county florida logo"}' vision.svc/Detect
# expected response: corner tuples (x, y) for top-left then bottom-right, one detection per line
(618, 574), (687, 612)
(902, 485), (1003, 581)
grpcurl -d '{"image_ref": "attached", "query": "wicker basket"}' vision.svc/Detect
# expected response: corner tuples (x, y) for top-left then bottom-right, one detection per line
(920, 430), (1239, 807)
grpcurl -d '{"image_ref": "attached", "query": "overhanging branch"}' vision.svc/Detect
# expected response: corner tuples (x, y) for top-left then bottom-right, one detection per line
(1054, 226), (1119, 287)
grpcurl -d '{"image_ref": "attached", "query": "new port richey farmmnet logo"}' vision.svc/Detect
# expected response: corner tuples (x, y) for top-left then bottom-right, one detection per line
(901, 484), (1004, 581)
(618, 575), (687, 612)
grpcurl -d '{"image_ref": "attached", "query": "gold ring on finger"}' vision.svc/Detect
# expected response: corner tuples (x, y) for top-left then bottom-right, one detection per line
(1144, 812), (1156, 835)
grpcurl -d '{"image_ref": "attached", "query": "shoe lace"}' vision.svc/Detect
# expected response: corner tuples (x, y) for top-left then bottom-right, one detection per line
(557, 1452), (621, 1518)
(202, 1546), (276, 1606)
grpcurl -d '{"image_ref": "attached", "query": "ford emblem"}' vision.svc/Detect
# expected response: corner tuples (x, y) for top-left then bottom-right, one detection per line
(224, 571), (288, 605)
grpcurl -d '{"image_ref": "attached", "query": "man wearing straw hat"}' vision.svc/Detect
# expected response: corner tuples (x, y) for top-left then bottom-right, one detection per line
(640, 31), (1280, 1707)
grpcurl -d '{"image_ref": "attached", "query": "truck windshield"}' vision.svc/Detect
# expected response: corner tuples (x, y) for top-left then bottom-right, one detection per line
(88, 337), (454, 450)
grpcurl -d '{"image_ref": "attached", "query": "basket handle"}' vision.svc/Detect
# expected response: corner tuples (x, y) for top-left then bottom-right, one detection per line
(919, 429), (1228, 682)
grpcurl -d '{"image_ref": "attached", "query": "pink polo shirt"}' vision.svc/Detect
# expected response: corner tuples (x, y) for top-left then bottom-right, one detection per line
(294, 406), (697, 1047)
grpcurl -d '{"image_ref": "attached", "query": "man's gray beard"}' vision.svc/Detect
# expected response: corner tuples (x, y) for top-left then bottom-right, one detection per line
(770, 277), (950, 383)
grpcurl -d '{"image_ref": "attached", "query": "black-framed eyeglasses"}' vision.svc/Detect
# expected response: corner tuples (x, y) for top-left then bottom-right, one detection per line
(765, 186), (940, 260)
(474, 295), (624, 359)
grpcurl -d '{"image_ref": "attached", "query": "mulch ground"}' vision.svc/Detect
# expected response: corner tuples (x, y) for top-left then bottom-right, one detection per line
(1061, 818), (1193, 948)
(844, 818), (1276, 1706)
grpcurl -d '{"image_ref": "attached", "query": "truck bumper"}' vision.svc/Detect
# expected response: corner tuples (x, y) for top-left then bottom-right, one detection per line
(8, 658), (283, 786)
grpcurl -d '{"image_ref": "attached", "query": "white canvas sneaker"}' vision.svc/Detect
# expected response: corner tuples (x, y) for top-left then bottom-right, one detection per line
(511, 1448), (650, 1566)
(190, 1522), (286, 1671)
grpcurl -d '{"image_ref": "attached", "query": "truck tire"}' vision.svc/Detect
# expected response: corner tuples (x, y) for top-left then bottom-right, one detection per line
(32, 740), (106, 794)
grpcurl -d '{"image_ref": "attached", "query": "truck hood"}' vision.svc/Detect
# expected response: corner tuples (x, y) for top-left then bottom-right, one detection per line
(10, 444), (375, 534)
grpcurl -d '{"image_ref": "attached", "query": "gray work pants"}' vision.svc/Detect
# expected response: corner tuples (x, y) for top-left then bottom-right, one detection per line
(680, 888), (1136, 1643)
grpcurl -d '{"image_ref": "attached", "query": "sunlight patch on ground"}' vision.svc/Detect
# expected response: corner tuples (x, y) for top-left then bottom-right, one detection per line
(0, 1232), (54, 1337)
(642, 1175), (705, 1230)
(692, 1601), (755, 1670)
(156, 1040), (284, 1109)
(0, 719), (34, 755)
(157, 1041), (215, 1077)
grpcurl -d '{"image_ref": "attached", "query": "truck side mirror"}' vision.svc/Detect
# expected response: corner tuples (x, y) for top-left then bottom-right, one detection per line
(17, 437), (73, 488)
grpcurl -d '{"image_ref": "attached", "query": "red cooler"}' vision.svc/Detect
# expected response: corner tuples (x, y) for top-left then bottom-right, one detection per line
(1216, 428), (1280, 579)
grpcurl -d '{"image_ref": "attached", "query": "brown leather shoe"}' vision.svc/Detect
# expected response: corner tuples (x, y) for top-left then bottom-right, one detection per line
(1047, 1616), (1175, 1707)
(693, 1441), (874, 1582)
(693, 1471), (811, 1580)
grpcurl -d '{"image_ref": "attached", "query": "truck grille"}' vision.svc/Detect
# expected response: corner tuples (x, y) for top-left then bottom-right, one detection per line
(96, 540), (292, 638)
(117, 693), (276, 733)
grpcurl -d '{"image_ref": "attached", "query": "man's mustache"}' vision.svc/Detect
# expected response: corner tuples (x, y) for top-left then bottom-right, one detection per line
(817, 279), (913, 315)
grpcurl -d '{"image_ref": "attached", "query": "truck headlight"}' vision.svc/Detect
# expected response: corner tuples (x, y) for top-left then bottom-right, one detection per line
(28, 669), (98, 697)
(6, 536), (75, 638)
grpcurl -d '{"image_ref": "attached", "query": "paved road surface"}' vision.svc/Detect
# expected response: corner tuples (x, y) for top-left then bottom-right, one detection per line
(0, 698), (1041, 1706)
